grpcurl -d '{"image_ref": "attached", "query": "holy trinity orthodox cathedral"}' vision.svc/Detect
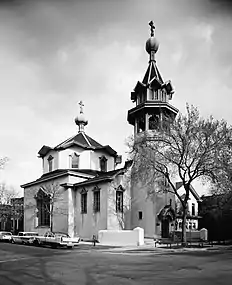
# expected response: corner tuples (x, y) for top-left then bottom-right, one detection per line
(22, 22), (200, 239)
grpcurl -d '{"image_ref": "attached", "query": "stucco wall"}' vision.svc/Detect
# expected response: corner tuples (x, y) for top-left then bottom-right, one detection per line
(107, 174), (131, 230)
(75, 182), (109, 239)
(90, 151), (115, 172)
(98, 227), (144, 246)
(43, 150), (59, 174)
(42, 147), (115, 174)
(23, 174), (86, 237)
(130, 179), (175, 238)
(59, 146), (91, 169)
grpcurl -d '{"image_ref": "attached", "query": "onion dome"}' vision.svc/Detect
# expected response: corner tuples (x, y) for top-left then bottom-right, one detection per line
(145, 36), (159, 54)
(75, 101), (88, 133)
(145, 21), (159, 58)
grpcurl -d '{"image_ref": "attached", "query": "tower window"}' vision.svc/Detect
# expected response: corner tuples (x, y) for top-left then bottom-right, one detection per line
(138, 211), (143, 220)
(47, 155), (53, 172)
(81, 192), (87, 214)
(148, 114), (159, 130)
(71, 153), (80, 168)
(93, 189), (100, 213)
(116, 191), (123, 213)
(99, 156), (107, 172)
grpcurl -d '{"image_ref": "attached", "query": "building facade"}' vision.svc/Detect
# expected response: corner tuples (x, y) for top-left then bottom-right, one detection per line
(21, 102), (131, 239)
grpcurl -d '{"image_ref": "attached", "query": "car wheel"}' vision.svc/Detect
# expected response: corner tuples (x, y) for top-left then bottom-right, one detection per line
(34, 239), (41, 247)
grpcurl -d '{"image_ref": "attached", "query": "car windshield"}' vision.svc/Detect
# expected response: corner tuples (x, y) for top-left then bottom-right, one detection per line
(24, 233), (38, 236)
(1, 232), (12, 235)
(54, 233), (70, 238)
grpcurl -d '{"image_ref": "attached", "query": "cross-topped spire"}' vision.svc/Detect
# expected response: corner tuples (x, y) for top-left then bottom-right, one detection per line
(79, 100), (84, 114)
(75, 100), (88, 133)
(149, 20), (155, 37)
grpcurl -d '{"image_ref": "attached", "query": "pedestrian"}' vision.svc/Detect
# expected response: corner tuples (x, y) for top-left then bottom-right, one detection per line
(92, 235), (96, 246)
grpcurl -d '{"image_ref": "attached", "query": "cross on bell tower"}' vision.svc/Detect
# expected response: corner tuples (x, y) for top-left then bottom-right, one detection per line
(127, 22), (179, 135)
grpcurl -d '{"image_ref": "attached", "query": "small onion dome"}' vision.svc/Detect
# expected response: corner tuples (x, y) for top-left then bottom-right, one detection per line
(75, 113), (88, 126)
(145, 36), (159, 54)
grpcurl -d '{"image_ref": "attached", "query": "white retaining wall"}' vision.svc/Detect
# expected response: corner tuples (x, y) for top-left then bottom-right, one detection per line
(98, 227), (144, 246)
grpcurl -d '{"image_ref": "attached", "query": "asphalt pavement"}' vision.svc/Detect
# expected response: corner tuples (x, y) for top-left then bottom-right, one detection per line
(0, 241), (232, 284)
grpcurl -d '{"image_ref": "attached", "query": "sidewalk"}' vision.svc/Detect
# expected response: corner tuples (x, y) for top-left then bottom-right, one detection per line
(77, 240), (213, 253)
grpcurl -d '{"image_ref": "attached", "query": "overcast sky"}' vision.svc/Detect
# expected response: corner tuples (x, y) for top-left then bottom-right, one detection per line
(0, 0), (232, 195)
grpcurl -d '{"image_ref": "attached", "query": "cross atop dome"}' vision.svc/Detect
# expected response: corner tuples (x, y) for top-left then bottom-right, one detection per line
(149, 20), (155, 37)
(79, 100), (84, 114)
(75, 100), (88, 133)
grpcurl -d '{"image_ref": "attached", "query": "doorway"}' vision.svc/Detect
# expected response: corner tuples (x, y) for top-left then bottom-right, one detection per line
(161, 219), (170, 238)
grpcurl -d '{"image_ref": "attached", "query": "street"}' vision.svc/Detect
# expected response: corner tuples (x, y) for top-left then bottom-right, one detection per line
(0, 242), (232, 284)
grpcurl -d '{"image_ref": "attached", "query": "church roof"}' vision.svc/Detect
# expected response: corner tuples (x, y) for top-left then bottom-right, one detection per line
(38, 132), (117, 158)
(21, 168), (99, 188)
(73, 168), (127, 187)
(55, 132), (102, 150)
(142, 61), (163, 86)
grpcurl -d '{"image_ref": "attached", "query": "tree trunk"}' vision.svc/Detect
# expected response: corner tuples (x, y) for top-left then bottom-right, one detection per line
(50, 213), (53, 232)
(181, 206), (188, 246)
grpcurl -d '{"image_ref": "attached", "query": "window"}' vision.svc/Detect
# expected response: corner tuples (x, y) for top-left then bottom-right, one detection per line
(35, 189), (50, 227)
(116, 191), (123, 212)
(93, 190), (100, 212)
(192, 203), (195, 216)
(138, 211), (143, 220)
(47, 155), (53, 172)
(99, 156), (107, 172)
(71, 153), (79, 168)
(154, 91), (158, 100)
(81, 193), (87, 214)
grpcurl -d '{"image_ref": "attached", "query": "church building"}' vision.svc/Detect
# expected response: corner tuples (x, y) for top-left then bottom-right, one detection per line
(22, 22), (201, 241)
(21, 102), (131, 239)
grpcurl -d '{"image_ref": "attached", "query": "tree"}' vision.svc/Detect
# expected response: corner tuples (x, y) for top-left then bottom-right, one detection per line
(0, 183), (19, 205)
(0, 157), (8, 170)
(108, 167), (132, 230)
(130, 105), (232, 245)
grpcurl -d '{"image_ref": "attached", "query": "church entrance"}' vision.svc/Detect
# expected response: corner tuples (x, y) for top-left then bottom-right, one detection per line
(161, 219), (170, 238)
(158, 205), (176, 238)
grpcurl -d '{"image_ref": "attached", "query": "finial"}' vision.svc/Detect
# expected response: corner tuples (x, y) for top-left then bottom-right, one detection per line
(79, 100), (84, 114)
(75, 100), (88, 133)
(149, 20), (155, 37)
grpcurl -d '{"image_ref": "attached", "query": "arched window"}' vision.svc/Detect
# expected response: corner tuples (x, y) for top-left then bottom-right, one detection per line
(80, 188), (87, 214)
(35, 189), (50, 227)
(116, 185), (124, 213)
(99, 156), (107, 172)
(93, 185), (101, 213)
(148, 114), (159, 130)
(71, 153), (80, 168)
(47, 155), (53, 172)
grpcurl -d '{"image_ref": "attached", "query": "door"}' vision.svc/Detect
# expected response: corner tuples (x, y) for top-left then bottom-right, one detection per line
(161, 219), (170, 238)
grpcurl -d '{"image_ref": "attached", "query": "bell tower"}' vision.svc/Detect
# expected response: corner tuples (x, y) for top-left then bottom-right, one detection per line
(128, 22), (179, 239)
(127, 21), (178, 134)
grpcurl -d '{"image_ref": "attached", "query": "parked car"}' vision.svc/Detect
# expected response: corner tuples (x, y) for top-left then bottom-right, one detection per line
(33, 231), (80, 248)
(11, 232), (39, 245)
(0, 231), (12, 242)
